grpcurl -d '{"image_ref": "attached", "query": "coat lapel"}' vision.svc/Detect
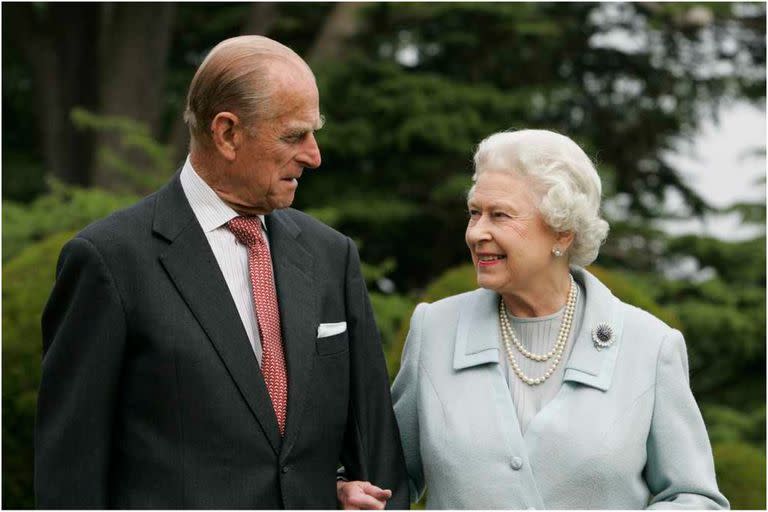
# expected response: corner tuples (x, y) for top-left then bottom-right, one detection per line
(562, 267), (625, 391)
(154, 174), (282, 454)
(265, 210), (317, 454)
(453, 289), (500, 370)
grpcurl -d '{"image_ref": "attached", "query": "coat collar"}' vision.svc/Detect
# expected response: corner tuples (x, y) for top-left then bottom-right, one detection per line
(452, 267), (625, 392)
(562, 267), (625, 391)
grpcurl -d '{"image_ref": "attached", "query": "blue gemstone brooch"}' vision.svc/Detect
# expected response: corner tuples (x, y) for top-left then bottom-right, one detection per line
(592, 323), (614, 350)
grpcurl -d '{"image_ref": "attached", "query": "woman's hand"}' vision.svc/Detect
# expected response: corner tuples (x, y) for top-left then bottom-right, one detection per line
(336, 480), (393, 510)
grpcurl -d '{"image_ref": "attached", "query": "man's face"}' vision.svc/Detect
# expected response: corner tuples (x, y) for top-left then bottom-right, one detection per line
(224, 71), (323, 214)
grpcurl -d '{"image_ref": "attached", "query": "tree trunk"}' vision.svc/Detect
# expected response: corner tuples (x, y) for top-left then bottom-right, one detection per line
(93, 3), (176, 190)
(4, 3), (101, 186)
(306, 3), (367, 65)
(241, 2), (279, 36)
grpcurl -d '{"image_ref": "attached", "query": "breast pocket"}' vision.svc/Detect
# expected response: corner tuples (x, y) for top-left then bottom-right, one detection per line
(315, 332), (349, 356)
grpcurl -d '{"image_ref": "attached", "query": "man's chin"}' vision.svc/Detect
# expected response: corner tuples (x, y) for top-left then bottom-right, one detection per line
(268, 193), (296, 212)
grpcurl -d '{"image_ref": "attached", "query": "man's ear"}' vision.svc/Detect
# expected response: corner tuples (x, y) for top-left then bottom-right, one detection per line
(210, 112), (242, 161)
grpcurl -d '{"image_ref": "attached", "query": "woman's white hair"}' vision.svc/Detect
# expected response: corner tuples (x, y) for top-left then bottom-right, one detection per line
(469, 129), (609, 266)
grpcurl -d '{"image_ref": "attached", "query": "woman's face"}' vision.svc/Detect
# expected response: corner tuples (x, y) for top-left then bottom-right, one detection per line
(465, 171), (560, 296)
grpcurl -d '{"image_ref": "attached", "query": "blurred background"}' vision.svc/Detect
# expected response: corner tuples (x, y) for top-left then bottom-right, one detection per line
(2, 3), (765, 509)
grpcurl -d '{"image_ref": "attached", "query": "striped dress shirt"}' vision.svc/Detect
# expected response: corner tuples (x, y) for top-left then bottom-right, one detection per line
(179, 156), (271, 365)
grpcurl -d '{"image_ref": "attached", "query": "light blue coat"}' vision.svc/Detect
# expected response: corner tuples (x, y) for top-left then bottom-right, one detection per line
(391, 267), (729, 509)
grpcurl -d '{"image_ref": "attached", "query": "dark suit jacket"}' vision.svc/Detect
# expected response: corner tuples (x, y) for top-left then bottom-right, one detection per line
(35, 173), (409, 509)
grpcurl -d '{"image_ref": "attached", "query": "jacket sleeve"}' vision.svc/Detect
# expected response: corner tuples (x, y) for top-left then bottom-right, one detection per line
(644, 330), (730, 510)
(391, 303), (427, 504)
(35, 236), (127, 509)
(339, 237), (410, 509)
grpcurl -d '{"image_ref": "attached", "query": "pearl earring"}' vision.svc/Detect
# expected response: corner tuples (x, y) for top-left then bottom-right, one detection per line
(552, 247), (563, 257)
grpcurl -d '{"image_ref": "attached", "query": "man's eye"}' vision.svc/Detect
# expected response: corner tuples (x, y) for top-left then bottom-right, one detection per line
(468, 209), (480, 217)
(493, 211), (510, 219)
(283, 133), (304, 143)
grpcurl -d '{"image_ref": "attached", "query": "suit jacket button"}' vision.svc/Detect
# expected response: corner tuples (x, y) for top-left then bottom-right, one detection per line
(281, 465), (290, 474)
(510, 456), (523, 470)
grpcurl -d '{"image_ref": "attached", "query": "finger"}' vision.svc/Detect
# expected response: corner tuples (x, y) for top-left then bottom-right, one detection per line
(361, 482), (392, 500)
(347, 493), (387, 510)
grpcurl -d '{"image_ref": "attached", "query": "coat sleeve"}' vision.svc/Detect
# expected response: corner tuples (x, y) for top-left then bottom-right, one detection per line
(644, 330), (730, 509)
(35, 236), (127, 509)
(338, 237), (410, 509)
(391, 303), (427, 504)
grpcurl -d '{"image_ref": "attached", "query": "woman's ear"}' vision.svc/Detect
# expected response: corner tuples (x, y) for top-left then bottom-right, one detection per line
(210, 112), (242, 161)
(555, 230), (575, 251)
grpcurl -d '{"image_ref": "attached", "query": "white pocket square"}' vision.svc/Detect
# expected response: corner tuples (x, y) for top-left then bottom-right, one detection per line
(317, 322), (347, 338)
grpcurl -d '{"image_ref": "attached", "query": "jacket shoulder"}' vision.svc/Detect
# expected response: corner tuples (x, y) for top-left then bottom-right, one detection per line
(279, 208), (349, 245)
(417, 289), (486, 327)
(76, 192), (158, 246)
(616, 300), (683, 364)
(620, 301), (678, 338)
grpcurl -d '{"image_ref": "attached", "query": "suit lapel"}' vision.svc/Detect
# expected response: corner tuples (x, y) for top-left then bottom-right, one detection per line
(154, 174), (282, 454)
(265, 210), (317, 454)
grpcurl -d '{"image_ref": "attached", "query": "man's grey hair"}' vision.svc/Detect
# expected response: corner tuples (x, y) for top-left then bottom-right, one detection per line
(468, 129), (610, 267)
(184, 35), (314, 146)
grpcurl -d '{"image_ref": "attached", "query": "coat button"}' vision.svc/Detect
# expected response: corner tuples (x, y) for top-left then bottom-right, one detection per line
(281, 465), (290, 474)
(510, 456), (523, 470)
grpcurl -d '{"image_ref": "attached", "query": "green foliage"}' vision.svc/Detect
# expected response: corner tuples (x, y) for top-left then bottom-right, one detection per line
(724, 200), (766, 226)
(421, 264), (477, 303)
(2, 182), (137, 262)
(3, 231), (76, 509)
(360, 258), (396, 285)
(703, 404), (765, 446)
(712, 442), (766, 509)
(666, 235), (766, 285)
(369, 292), (418, 378)
(654, 235), (766, 403)
(71, 107), (174, 193)
(2, 152), (47, 203)
(587, 266), (682, 329)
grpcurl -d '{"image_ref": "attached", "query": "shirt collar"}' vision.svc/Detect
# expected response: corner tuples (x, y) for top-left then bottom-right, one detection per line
(179, 155), (266, 233)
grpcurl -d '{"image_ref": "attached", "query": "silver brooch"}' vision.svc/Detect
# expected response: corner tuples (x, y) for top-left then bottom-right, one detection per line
(592, 323), (614, 350)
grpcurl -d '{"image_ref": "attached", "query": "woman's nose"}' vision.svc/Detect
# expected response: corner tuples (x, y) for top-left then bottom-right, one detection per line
(466, 216), (492, 244)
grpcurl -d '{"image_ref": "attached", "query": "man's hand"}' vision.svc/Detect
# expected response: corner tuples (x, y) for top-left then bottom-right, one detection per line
(336, 480), (393, 510)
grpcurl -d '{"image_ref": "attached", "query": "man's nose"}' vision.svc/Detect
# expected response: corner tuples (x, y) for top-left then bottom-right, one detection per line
(299, 133), (322, 169)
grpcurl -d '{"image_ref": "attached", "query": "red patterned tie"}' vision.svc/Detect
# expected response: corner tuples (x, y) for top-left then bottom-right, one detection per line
(227, 216), (288, 436)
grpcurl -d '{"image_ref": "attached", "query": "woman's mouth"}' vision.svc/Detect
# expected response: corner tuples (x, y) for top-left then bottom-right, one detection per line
(477, 254), (506, 266)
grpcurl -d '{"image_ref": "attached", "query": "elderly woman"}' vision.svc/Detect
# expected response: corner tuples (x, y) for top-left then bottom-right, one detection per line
(338, 129), (728, 510)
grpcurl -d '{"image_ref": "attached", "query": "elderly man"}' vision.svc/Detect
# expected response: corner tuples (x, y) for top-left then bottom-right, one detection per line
(35, 36), (408, 509)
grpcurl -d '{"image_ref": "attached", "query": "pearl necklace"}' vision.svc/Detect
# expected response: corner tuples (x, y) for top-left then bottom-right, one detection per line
(498, 274), (578, 386)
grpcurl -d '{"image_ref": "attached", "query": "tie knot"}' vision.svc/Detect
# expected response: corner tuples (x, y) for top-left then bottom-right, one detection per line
(227, 216), (265, 247)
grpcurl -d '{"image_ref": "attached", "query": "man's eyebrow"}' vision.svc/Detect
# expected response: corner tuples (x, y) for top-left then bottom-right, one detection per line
(314, 114), (326, 131)
(286, 115), (325, 134)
